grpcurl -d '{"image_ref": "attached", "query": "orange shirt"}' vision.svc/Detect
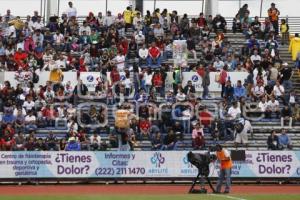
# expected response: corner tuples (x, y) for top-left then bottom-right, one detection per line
(216, 149), (233, 169)
(268, 8), (279, 22)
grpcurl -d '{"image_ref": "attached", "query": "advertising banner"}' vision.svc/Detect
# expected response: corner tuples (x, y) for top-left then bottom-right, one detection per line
(182, 72), (249, 92)
(1, 72), (77, 89)
(0, 151), (300, 178)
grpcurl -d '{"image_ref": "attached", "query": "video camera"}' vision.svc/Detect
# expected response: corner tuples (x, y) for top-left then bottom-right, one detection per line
(187, 150), (217, 194)
(187, 151), (217, 176)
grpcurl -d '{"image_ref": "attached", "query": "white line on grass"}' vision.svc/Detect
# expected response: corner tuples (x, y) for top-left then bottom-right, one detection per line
(209, 193), (247, 200)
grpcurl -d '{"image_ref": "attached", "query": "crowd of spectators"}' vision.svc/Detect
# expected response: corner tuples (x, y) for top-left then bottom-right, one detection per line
(0, 2), (298, 151)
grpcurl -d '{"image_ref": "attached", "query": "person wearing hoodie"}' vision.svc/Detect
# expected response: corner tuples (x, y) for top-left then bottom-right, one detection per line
(289, 33), (300, 61)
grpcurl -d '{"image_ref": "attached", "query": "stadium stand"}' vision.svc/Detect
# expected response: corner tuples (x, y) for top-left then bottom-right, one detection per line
(0, 2), (300, 153)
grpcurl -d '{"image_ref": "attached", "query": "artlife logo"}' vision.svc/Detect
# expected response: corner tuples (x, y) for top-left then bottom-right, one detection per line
(191, 75), (198, 82)
(86, 75), (94, 82)
(183, 155), (193, 168)
(151, 152), (165, 168)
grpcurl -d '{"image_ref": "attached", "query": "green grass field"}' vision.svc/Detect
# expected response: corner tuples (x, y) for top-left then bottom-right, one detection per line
(1, 195), (300, 200)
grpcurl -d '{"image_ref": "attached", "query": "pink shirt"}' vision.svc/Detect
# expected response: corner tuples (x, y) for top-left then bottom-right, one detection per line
(192, 128), (204, 139)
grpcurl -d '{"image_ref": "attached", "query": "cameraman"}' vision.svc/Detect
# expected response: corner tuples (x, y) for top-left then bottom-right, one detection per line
(215, 144), (233, 194)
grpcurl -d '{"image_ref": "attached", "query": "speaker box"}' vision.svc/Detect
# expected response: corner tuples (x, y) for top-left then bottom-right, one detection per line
(230, 150), (246, 161)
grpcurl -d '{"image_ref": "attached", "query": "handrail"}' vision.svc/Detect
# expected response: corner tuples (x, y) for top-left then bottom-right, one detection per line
(19, 15), (300, 34)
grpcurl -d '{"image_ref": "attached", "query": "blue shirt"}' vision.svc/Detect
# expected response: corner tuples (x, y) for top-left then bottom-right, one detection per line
(234, 86), (246, 98)
(278, 134), (290, 145)
(65, 142), (81, 151)
(2, 114), (16, 124)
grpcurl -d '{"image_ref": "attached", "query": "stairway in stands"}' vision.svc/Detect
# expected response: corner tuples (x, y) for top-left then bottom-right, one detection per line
(220, 32), (300, 150)
(279, 45), (300, 96)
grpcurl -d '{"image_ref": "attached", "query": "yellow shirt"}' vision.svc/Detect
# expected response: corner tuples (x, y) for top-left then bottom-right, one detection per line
(49, 69), (63, 83)
(123, 10), (133, 24)
(281, 24), (288, 33)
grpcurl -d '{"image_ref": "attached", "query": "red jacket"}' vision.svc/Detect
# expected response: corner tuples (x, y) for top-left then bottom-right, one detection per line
(148, 47), (160, 58)
(14, 52), (28, 68)
(110, 69), (120, 84)
(152, 73), (163, 87)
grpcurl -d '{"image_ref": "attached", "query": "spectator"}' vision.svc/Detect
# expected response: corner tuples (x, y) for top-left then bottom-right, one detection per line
(212, 14), (226, 32)
(267, 3), (280, 35)
(281, 105), (292, 128)
(289, 33), (300, 61)
(24, 110), (37, 131)
(266, 97), (280, 118)
(65, 1), (77, 19)
(45, 132), (58, 151)
(272, 80), (285, 100)
(65, 137), (81, 151)
(267, 130), (279, 150)
(234, 80), (246, 100)
(89, 132), (102, 151)
(278, 129), (292, 150)
(251, 81), (265, 101)
(224, 80), (234, 103)
(234, 118), (253, 149)
(147, 42), (161, 68)
(162, 129), (178, 150)
(34, 138), (47, 150)
(183, 80), (195, 95)
(280, 19), (289, 45)
(192, 123), (205, 149)
(13, 131), (26, 150)
(227, 101), (241, 120)
(151, 132), (163, 150)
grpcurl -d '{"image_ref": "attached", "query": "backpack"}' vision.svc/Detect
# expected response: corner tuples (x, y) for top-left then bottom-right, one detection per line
(235, 121), (245, 133)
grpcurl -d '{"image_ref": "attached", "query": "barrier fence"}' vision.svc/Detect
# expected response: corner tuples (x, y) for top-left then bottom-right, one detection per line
(0, 151), (300, 178)
(0, 71), (248, 93)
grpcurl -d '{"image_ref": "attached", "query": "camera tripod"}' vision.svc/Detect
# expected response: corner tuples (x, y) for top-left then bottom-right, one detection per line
(189, 169), (216, 194)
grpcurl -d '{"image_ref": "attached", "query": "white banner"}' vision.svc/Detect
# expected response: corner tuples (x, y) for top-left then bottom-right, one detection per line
(182, 72), (249, 92)
(1, 72), (77, 89)
(0, 151), (299, 178)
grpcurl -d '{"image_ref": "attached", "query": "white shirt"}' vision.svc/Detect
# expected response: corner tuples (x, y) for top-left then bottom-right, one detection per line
(252, 86), (265, 96)
(79, 25), (91, 35)
(104, 16), (115, 27)
(250, 54), (261, 63)
(7, 25), (16, 38)
(13, 108), (27, 117)
(273, 85), (284, 97)
(144, 73), (153, 85)
(213, 60), (225, 70)
(139, 48), (148, 59)
(135, 34), (145, 44)
(32, 21), (44, 30)
(122, 78), (132, 89)
(53, 33), (64, 44)
(66, 7), (77, 18)
(258, 101), (268, 112)
(25, 115), (36, 122)
(23, 101), (35, 111)
(90, 135), (101, 146)
(114, 55), (125, 72)
(228, 106), (241, 119)
(267, 100), (279, 110)
(240, 120), (253, 135)
(133, 17), (143, 27)
(16, 42), (25, 51)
